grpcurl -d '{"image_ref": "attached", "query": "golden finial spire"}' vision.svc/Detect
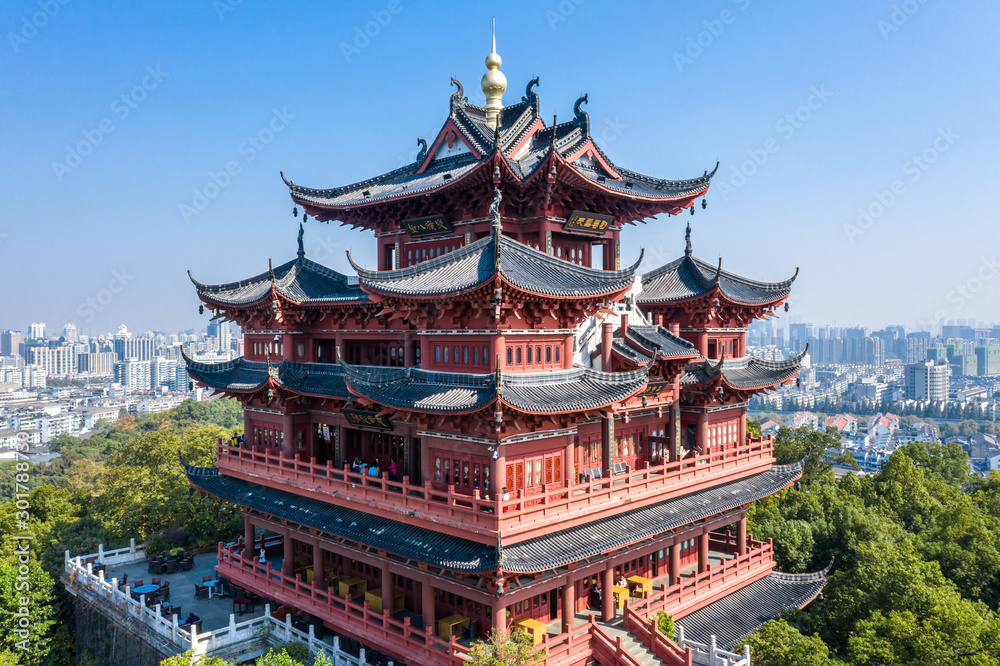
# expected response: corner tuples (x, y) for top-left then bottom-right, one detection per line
(481, 17), (507, 129)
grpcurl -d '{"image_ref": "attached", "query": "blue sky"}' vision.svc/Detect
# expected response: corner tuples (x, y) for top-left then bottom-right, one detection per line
(2, 0), (998, 337)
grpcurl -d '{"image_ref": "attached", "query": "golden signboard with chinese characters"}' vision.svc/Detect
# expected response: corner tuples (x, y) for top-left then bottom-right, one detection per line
(402, 214), (453, 238)
(564, 211), (615, 235)
(342, 409), (393, 431)
(642, 382), (668, 397)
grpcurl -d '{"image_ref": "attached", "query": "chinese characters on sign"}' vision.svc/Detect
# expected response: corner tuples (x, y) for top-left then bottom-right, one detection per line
(641, 382), (668, 397)
(564, 211), (615, 235)
(402, 214), (453, 238)
(342, 409), (393, 431)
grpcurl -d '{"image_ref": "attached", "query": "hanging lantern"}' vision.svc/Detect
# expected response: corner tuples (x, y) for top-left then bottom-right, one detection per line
(293, 207), (298, 217)
(303, 214), (308, 223)
(702, 198), (707, 209)
(690, 206), (695, 216)
(784, 302), (790, 312)
(198, 305), (204, 315)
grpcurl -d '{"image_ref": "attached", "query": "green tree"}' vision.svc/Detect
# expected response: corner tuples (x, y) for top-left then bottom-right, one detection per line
(739, 620), (843, 666)
(254, 648), (306, 666)
(160, 650), (233, 665)
(468, 629), (546, 666)
(0, 555), (56, 665)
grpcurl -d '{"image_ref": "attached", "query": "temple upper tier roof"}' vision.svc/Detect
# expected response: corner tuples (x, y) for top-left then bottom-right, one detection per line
(638, 225), (796, 306)
(283, 78), (715, 218)
(190, 255), (366, 308)
(624, 325), (699, 359)
(342, 362), (649, 415)
(349, 233), (641, 299)
(680, 348), (807, 391)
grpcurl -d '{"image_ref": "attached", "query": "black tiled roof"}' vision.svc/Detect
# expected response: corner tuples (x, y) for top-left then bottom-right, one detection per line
(501, 462), (803, 572)
(286, 85), (714, 210)
(183, 457), (800, 575)
(500, 367), (648, 413)
(182, 460), (497, 572)
(185, 355), (352, 400)
(340, 363), (650, 415)
(612, 339), (653, 366)
(184, 356), (269, 392)
(190, 257), (366, 307)
(680, 350), (806, 390)
(638, 229), (796, 306)
(678, 567), (829, 651)
(342, 364), (495, 414)
(625, 325), (698, 359)
(350, 234), (641, 299)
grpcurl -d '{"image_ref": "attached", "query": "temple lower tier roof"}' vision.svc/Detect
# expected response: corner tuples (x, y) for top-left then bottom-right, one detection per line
(638, 227), (796, 307)
(342, 362), (650, 415)
(679, 567), (830, 651)
(680, 349), (807, 391)
(185, 355), (350, 399)
(190, 256), (366, 308)
(186, 354), (650, 416)
(182, 459), (802, 575)
(349, 233), (641, 300)
(625, 325), (699, 359)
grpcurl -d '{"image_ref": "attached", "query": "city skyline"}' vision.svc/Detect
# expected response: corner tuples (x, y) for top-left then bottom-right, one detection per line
(3, 2), (998, 332)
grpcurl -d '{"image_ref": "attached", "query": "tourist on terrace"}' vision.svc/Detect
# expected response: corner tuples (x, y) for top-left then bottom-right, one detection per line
(388, 458), (398, 479)
(369, 459), (380, 477)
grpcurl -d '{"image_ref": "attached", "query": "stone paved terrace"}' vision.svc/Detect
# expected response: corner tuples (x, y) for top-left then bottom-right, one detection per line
(103, 549), (268, 632)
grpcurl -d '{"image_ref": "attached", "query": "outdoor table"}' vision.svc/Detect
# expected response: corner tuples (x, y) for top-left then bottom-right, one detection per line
(514, 618), (545, 646)
(133, 584), (160, 596)
(627, 575), (652, 598)
(338, 577), (367, 599)
(169, 547), (183, 557)
(203, 579), (220, 599)
(438, 613), (470, 639)
(613, 585), (629, 609)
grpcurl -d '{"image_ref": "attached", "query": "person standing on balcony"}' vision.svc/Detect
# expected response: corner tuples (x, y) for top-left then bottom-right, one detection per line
(389, 458), (398, 479)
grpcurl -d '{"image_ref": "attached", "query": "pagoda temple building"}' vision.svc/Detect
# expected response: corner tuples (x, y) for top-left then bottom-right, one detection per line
(183, 35), (828, 665)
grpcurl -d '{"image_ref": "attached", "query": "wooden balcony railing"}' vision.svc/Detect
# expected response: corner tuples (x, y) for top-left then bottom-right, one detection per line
(215, 437), (774, 542)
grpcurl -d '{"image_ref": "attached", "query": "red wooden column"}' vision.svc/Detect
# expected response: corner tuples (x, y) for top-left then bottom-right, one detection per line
(669, 543), (681, 585)
(564, 435), (574, 485)
(738, 515), (748, 556)
(698, 530), (711, 573)
(561, 581), (575, 633)
(404, 332), (414, 367)
(601, 567), (614, 622)
(283, 530), (294, 575)
(422, 582), (435, 630)
(244, 514), (254, 557)
(382, 563), (394, 614)
(562, 336), (573, 370)
(601, 323), (613, 371)
(281, 412), (295, 458)
(696, 411), (709, 456)
(313, 542), (324, 586)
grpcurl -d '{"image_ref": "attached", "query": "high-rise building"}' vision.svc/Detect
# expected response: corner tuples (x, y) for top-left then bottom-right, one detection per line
(114, 359), (152, 391)
(177, 46), (827, 663)
(28, 322), (46, 340)
(77, 352), (116, 376)
(113, 333), (155, 361)
(63, 323), (78, 343)
(975, 345), (1000, 376)
(151, 356), (178, 389)
(904, 360), (949, 401)
(28, 345), (77, 376)
(0, 330), (24, 358)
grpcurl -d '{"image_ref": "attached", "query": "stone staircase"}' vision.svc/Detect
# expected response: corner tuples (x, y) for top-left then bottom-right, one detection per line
(592, 615), (667, 666)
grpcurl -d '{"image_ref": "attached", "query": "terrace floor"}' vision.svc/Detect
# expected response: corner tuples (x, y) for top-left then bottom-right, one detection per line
(105, 551), (268, 633)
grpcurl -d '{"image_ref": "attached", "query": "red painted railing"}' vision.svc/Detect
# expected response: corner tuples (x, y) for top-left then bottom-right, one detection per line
(623, 604), (693, 666)
(215, 542), (468, 665)
(215, 437), (773, 541)
(636, 538), (775, 620)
